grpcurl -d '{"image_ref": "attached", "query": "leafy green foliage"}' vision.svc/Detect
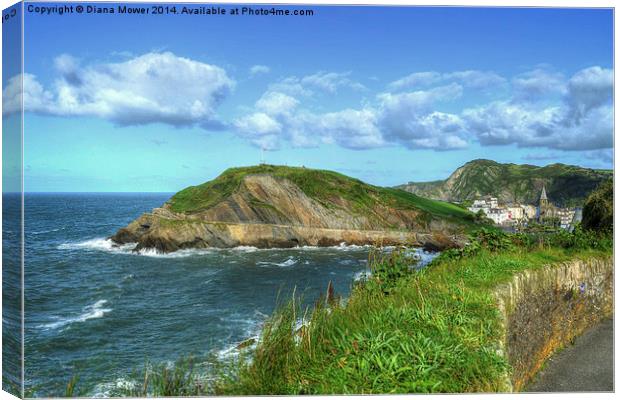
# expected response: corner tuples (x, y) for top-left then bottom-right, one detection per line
(433, 228), (515, 263)
(545, 225), (612, 252)
(437, 224), (612, 265)
(582, 178), (613, 233)
(367, 248), (420, 293)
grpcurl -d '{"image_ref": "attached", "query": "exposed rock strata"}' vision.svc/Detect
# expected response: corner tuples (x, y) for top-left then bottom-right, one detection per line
(111, 174), (467, 253)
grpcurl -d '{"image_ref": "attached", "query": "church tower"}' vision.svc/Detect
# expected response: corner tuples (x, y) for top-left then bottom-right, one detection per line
(538, 185), (550, 223)
(539, 185), (548, 208)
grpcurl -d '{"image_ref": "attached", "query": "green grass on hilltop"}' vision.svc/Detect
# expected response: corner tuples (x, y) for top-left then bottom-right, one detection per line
(168, 165), (472, 226)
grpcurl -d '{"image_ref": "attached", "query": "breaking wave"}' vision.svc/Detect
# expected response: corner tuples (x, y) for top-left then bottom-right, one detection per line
(57, 238), (213, 258)
(58, 238), (378, 258)
(58, 238), (135, 253)
(39, 300), (112, 330)
(256, 256), (299, 267)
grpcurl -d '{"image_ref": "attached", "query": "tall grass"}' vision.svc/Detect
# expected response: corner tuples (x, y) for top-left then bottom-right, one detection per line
(215, 230), (611, 394)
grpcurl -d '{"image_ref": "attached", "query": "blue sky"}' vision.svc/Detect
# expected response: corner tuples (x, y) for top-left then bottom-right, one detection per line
(2, 3), (614, 192)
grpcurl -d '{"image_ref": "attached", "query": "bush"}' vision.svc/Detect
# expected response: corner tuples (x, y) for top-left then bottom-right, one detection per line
(433, 228), (514, 263)
(582, 178), (613, 233)
(547, 224), (612, 251)
(367, 247), (420, 292)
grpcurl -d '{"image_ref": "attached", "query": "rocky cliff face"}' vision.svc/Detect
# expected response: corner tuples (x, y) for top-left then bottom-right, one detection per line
(397, 159), (611, 207)
(111, 166), (472, 253)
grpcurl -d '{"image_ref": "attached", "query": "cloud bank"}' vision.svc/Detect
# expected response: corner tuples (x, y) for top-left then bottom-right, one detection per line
(3, 53), (612, 155)
(3, 52), (235, 128)
(234, 65), (612, 153)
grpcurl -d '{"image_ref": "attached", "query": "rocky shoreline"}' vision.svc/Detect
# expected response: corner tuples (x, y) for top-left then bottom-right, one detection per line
(110, 207), (466, 253)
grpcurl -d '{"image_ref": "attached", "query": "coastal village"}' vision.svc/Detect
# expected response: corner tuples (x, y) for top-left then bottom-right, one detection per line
(467, 186), (581, 231)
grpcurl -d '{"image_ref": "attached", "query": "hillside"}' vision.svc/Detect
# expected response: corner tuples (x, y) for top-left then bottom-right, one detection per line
(397, 159), (612, 207)
(111, 165), (476, 252)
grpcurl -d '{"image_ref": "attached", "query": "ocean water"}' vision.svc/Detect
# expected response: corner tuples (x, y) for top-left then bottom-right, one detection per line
(10, 193), (436, 396)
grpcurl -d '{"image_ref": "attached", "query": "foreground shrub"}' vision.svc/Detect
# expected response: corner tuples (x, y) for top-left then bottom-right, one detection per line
(582, 178), (613, 233)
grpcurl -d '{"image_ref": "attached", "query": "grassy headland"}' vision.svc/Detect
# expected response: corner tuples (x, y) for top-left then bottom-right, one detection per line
(168, 164), (472, 225)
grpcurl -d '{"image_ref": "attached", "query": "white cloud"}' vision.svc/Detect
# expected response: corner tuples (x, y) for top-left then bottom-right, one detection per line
(268, 76), (313, 97)
(319, 109), (385, 150)
(388, 70), (505, 91)
(444, 70), (507, 89)
(380, 107), (466, 150)
(3, 52), (235, 128)
(2, 73), (56, 115)
(300, 71), (366, 93)
(378, 83), (463, 112)
(388, 72), (442, 90)
(462, 101), (563, 147)
(267, 71), (365, 97)
(377, 84), (468, 150)
(255, 91), (299, 116)
(232, 83), (467, 152)
(249, 65), (270, 76)
(8, 59), (611, 157)
(512, 68), (566, 100)
(234, 112), (281, 136)
(463, 66), (613, 151)
(566, 66), (613, 122)
(233, 112), (283, 150)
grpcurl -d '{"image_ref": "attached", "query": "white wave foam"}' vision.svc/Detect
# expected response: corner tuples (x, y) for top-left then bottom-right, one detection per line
(59, 237), (416, 259)
(58, 238), (135, 253)
(30, 227), (64, 235)
(58, 237), (213, 258)
(229, 245), (259, 253)
(134, 247), (213, 258)
(256, 256), (298, 267)
(219, 243), (372, 254)
(91, 377), (137, 398)
(296, 243), (372, 252)
(39, 299), (112, 330)
(353, 270), (372, 281)
(216, 310), (268, 361)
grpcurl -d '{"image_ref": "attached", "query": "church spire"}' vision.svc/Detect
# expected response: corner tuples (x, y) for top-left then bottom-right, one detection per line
(540, 185), (548, 201)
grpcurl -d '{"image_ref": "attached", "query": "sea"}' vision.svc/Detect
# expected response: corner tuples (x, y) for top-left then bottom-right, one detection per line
(4, 193), (437, 397)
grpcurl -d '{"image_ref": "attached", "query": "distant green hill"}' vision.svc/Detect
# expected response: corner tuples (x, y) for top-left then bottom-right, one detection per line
(397, 159), (612, 207)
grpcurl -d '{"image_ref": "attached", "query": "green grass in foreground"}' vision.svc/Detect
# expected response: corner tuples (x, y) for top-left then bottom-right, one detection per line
(62, 228), (611, 397)
(211, 229), (611, 395)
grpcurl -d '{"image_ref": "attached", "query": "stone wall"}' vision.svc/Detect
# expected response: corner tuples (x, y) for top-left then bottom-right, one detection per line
(494, 256), (613, 391)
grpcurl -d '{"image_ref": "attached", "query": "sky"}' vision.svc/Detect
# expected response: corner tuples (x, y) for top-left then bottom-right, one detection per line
(1, 3), (614, 192)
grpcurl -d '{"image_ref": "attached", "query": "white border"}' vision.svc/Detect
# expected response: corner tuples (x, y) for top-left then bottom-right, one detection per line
(0, 1), (616, 400)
